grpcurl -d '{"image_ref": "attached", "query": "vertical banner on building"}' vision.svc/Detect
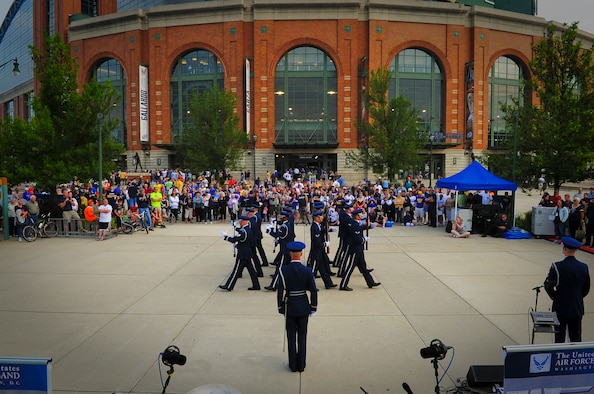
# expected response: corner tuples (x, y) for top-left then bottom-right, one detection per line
(503, 342), (594, 392)
(139, 65), (149, 142)
(0, 357), (52, 393)
(464, 62), (474, 150)
(245, 58), (251, 136)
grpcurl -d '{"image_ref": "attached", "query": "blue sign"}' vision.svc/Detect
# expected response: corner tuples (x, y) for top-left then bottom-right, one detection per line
(0, 357), (52, 393)
(503, 343), (594, 393)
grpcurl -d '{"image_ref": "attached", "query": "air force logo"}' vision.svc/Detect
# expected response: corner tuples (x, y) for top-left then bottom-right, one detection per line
(530, 353), (551, 373)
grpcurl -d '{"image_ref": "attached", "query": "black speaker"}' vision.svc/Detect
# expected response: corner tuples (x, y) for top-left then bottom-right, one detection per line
(466, 365), (504, 387)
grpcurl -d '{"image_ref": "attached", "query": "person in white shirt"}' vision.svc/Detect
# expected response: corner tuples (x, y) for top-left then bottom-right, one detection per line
(97, 198), (113, 241)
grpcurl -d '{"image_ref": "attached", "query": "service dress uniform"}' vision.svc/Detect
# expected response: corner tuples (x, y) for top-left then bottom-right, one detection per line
(277, 241), (318, 372)
(220, 216), (261, 291)
(309, 211), (336, 289)
(545, 236), (590, 342)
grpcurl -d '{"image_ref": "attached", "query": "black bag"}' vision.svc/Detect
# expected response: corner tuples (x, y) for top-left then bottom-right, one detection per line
(445, 220), (453, 233)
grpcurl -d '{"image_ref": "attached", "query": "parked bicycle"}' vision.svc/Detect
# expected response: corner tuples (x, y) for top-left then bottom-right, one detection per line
(121, 210), (149, 234)
(22, 213), (59, 242)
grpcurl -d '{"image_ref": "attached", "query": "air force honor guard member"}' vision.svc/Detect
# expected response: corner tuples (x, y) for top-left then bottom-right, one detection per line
(219, 215), (261, 291)
(544, 236), (590, 342)
(277, 241), (318, 372)
(310, 210), (337, 289)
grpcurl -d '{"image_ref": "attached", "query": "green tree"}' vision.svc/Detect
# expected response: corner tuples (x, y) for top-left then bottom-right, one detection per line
(175, 84), (248, 177)
(0, 33), (123, 190)
(348, 68), (424, 181)
(489, 23), (594, 192)
(26, 33), (124, 190)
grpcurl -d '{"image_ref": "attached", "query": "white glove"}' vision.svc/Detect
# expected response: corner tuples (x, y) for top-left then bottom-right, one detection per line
(270, 218), (277, 224)
(310, 311), (317, 317)
(265, 224), (273, 231)
(364, 236), (369, 242)
(324, 241), (330, 248)
(221, 231), (228, 237)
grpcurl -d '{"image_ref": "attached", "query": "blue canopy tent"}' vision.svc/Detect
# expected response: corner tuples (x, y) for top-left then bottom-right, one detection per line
(436, 160), (518, 225)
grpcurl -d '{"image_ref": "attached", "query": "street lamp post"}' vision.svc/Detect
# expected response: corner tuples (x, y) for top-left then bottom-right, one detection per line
(252, 133), (258, 181)
(97, 113), (104, 201)
(0, 57), (20, 76)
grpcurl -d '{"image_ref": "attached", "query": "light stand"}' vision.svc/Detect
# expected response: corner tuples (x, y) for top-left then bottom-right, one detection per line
(419, 339), (451, 394)
(159, 345), (186, 394)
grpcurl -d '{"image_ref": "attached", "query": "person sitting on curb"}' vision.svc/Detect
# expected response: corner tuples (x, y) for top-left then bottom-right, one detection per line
(451, 216), (470, 238)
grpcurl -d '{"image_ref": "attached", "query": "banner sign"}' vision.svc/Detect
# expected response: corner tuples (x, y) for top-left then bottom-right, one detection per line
(503, 342), (594, 393)
(245, 58), (251, 136)
(0, 357), (52, 393)
(464, 61), (474, 150)
(139, 65), (149, 142)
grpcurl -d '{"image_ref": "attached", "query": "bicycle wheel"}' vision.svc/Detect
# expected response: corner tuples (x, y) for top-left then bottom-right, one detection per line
(43, 221), (58, 238)
(122, 223), (133, 234)
(23, 226), (38, 242)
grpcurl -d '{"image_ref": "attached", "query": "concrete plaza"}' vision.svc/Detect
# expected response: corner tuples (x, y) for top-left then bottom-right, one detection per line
(0, 190), (593, 394)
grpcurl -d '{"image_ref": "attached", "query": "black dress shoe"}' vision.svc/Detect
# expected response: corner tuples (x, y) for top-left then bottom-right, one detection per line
(329, 272), (336, 276)
(257, 274), (263, 277)
(367, 268), (374, 273)
(340, 286), (353, 291)
(325, 284), (338, 289)
(264, 285), (274, 291)
(369, 282), (381, 288)
(248, 287), (261, 290)
(481, 234), (487, 237)
(219, 285), (231, 291)
(261, 263), (269, 267)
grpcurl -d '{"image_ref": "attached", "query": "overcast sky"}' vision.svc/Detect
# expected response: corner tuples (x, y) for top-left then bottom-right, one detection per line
(0, 1), (592, 46)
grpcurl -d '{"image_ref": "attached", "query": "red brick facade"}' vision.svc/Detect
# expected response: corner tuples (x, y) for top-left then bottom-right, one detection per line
(34, 0), (553, 176)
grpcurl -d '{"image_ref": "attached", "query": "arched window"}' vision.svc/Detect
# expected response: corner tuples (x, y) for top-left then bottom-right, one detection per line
(93, 58), (126, 146)
(488, 56), (523, 148)
(170, 50), (224, 142)
(274, 46), (337, 146)
(389, 48), (444, 138)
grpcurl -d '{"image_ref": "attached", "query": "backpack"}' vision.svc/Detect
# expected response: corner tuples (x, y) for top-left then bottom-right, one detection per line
(445, 220), (453, 233)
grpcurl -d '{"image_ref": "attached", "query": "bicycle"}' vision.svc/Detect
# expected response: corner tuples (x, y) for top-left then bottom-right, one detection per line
(22, 213), (59, 242)
(121, 210), (149, 234)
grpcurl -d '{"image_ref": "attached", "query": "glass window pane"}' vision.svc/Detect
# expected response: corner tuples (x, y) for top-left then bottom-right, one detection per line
(275, 46), (337, 144)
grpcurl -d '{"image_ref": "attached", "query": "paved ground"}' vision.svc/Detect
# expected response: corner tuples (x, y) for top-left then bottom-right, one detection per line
(1, 190), (593, 394)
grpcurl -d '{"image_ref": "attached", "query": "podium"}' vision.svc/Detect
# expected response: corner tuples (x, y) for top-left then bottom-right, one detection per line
(530, 311), (559, 344)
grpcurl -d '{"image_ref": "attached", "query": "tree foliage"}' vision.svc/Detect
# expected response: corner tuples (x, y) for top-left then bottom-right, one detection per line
(348, 68), (424, 181)
(0, 33), (123, 190)
(488, 23), (594, 192)
(175, 84), (248, 176)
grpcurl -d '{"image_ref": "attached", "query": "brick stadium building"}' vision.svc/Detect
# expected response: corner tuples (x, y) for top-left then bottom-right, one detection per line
(1, 0), (590, 180)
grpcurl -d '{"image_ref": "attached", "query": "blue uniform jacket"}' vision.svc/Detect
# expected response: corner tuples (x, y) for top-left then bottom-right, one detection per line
(277, 260), (318, 317)
(545, 255), (590, 317)
(225, 226), (253, 260)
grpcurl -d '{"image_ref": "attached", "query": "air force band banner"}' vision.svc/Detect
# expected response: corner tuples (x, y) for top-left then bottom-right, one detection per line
(139, 65), (149, 142)
(0, 357), (52, 393)
(503, 342), (594, 393)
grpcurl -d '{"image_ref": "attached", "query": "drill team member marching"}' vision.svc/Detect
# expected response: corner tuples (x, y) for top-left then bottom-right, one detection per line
(308, 209), (337, 289)
(219, 215), (261, 291)
(339, 209), (381, 291)
(265, 208), (295, 290)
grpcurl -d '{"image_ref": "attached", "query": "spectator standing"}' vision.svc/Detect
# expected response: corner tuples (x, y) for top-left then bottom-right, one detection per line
(97, 197), (113, 241)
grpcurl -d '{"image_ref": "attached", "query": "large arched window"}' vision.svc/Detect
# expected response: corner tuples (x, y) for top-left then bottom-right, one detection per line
(389, 48), (444, 138)
(170, 50), (224, 142)
(274, 46), (337, 146)
(488, 56), (523, 148)
(93, 58), (126, 147)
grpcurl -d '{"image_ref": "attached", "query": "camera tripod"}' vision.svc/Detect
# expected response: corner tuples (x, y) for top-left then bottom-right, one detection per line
(161, 365), (175, 394)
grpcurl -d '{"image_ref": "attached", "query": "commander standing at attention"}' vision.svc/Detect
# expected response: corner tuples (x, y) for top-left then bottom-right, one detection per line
(277, 241), (318, 372)
(545, 236), (590, 343)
